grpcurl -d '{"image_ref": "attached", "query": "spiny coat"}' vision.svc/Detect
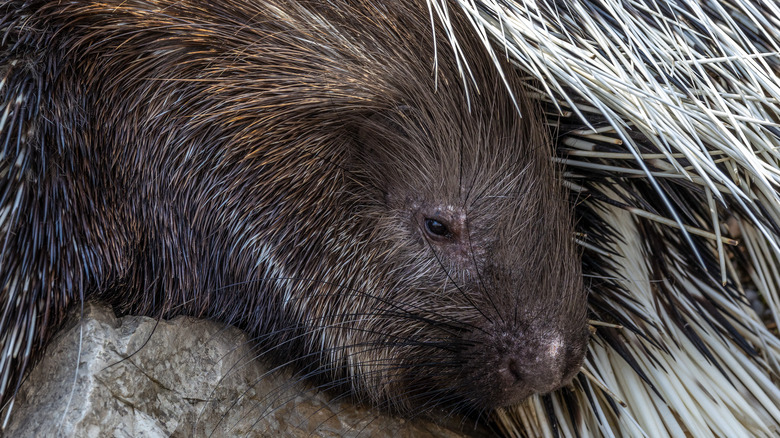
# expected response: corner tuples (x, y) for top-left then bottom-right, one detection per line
(0, 0), (586, 420)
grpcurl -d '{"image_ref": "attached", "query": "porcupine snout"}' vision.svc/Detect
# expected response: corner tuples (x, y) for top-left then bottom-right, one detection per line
(496, 326), (584, 397)
(462, 313), (587, 407)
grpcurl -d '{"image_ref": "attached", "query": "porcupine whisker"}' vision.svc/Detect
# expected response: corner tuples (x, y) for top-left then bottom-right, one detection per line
(226, 350), (463, 433)
(100, 315), (167, 373)
(298, 346), (464, 394)
(248, 325), (472, 368)
(371, 380), (458, 416)
(184, 296), (475, 419)
(310, 365), (457, 415)
(423, 239), (495, 325)
(467, 408), (490, 432)
(238, 316), (470, 368)
(204, 331), (457, 432)
(219, 375), (338, 437)
(406, 384), (484, 421)
(200, 353), (328, 433)
(204, 276), (486, 334)
(203, 348), (357, 433)
(452, 399), (487, 429)
(199, 314), (474, 426)
(463, 214), (504, 325)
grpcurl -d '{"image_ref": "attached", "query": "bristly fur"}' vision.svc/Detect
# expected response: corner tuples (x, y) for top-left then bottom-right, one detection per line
(0, 0), (588, 427)
(438, 0), (780, 436)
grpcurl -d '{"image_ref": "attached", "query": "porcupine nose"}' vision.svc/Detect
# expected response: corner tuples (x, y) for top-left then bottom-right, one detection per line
(497, 332), (568, 395)
(459, 319), (587, 408)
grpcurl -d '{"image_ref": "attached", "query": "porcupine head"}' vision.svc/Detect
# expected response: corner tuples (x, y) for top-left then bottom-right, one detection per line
(0, 0), (588, 417)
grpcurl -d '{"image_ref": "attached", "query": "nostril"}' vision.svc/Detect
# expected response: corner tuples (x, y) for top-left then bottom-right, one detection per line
(507, 357), (523, 382)
(498, 355), (525, 386)
(497, 346), (567, 393)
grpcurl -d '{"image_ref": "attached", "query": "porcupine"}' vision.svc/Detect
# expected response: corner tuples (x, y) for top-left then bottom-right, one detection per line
(0, 0), (588, 426)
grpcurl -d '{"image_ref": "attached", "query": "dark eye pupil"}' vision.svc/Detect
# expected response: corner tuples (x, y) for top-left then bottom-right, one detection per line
(425, 218), (449, 237)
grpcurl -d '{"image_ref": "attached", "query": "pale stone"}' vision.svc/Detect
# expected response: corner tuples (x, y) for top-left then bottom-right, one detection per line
(2, 303), (483, 437)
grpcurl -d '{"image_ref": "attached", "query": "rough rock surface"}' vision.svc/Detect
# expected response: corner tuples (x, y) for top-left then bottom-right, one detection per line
(2, 303), (483, 437)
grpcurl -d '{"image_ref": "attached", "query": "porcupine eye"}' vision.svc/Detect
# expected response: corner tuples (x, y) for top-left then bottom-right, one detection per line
(424, 218), (451, 240)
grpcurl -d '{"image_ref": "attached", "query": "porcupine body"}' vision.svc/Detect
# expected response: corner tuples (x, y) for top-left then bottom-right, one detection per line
(0, 0), (588, 427)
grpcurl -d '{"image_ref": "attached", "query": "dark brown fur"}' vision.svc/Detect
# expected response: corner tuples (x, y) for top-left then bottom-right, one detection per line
(0, 0), (587, 421)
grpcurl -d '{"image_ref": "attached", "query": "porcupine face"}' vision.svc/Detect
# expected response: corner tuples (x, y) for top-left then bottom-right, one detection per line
(0, 0), (588, 420)
(348, 85), (589, 411)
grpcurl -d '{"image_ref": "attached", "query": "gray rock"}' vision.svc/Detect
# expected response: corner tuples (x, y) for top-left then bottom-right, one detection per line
(2, 303), (481, 437)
